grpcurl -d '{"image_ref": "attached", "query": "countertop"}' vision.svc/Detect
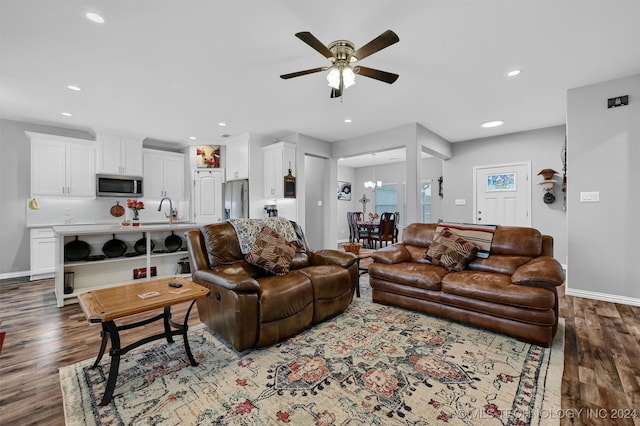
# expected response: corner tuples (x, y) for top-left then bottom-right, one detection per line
(52, 222), (200, 236)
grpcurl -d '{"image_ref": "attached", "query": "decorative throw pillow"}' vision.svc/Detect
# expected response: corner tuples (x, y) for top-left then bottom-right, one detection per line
(245, 226), (296, 275)
(425, 228), (478, 272)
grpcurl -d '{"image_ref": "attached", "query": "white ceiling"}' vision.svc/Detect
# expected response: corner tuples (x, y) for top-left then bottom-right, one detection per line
(1, 0), (639, 151)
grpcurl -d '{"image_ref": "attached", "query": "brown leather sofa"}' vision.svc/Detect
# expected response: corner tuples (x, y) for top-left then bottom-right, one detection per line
(185, 221), (358, 352)
(369, 223), (565, 347)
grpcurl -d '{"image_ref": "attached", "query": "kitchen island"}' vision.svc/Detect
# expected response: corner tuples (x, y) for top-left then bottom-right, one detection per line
(52, 222), (200, 307)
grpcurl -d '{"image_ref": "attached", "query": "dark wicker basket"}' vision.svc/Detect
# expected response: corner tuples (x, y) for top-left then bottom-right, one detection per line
(342, 242), (362, 254)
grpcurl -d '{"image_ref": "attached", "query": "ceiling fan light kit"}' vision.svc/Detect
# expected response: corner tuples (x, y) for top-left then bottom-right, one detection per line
(281, 30), (399, 98)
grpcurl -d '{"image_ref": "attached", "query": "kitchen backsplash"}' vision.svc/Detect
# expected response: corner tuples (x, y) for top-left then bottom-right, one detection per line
(26, 197), (190, 226)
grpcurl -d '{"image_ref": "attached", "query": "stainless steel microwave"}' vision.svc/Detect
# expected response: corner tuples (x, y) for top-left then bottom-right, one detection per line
(96, 174), (143, 197)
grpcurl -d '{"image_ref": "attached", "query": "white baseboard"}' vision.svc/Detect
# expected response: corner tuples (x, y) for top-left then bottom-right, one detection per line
(565, 287), (640, 307)
(0, 270), (30, 280)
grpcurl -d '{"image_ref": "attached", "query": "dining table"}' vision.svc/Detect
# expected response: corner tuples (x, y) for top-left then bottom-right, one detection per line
(356, 221), (379, 248)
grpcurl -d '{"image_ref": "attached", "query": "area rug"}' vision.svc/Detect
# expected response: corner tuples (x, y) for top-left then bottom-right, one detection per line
(60, 284), (564, 425)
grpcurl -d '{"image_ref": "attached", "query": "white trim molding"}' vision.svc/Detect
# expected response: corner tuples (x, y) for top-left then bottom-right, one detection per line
(0, 271), (30, 280)
(566, 288), (640, 307)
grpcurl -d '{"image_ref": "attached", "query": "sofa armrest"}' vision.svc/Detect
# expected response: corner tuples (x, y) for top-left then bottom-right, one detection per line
(371, 244), (411, 264)
(512, 256), (565, 287)
(310, 249), (357, 268)
(193, 269), (261, 293)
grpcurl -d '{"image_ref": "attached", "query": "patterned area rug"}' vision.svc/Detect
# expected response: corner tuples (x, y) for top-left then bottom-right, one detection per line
(60, 284), (564, 425)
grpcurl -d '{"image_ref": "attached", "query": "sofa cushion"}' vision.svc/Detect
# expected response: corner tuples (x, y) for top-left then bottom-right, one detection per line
(490, 226), (542, 256)
(369, 262), (448, 291)
(201, 222), (244, 266)
(245, 226), (297, 275)
(258, 273), (313, 322)
(467, 255), (533, 275)
(425, 229), (478, 271)
(441, 271), (556, 310)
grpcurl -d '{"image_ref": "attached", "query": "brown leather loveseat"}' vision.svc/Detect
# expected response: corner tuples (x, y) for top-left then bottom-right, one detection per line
(186, 220), (358, 352)
(369, 223), (565, 347)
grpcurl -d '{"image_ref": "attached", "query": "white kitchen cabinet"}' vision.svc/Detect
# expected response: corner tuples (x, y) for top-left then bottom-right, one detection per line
(225, 135), (249, 181)
(193, 169), (223, 223)
(30, 227), (56, 280)
(96, 133), (143, 176)
(28, 132), (96, 198)
(263, 142), (296, 198)
(143, 149), (185, 199)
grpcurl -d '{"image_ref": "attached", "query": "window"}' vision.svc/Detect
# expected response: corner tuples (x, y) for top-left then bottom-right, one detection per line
(375, 184), (397, 216)
(421, 180), (432, 223)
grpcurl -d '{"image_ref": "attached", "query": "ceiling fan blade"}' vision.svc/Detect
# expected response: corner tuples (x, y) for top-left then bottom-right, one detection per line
(330, 87), (343, 98)
(280, 67), (326, 79)
(355, 66), (399, 84)
(351, 30), (399, 62)
(295, 32), (335, 60)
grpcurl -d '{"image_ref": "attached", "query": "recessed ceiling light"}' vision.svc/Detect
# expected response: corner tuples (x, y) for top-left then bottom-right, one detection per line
(507, 69), (521, 77)
(218, 122), (227, 127)
(85, 12), (105, 24)
(61, 112), (73, 117)
(189, 136), (197, 140)
(481, 120), (503, 128)
(67, 85), (81, 91)
(344, 118), (352, 123)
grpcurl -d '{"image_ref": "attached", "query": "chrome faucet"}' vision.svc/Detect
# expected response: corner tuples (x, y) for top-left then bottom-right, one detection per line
(158, 197), (175, 224)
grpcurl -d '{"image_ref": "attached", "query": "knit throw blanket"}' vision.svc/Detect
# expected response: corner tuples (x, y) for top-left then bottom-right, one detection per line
(434, 222), (497, 258)
(228, 218), (298, 254)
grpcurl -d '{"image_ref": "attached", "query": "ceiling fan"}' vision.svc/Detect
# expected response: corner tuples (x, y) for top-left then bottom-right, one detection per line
(280, 30), (400, 98)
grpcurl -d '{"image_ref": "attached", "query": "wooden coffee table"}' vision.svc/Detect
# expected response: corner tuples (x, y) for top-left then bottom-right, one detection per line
(78, 277), (209, 405)
(342, 248), (376, 297)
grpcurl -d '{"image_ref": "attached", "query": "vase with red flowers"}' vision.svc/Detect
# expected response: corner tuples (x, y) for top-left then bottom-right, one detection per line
(127, 199), (144, 226)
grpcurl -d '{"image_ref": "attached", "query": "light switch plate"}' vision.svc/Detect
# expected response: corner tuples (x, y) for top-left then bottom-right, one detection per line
(580, 191), (600, 202)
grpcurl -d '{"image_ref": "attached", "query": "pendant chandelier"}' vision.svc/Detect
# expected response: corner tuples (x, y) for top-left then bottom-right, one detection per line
(364, 153), (382, 189)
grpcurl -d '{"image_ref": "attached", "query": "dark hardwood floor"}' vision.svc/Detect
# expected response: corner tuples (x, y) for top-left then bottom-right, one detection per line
(0, 276), (638, 425)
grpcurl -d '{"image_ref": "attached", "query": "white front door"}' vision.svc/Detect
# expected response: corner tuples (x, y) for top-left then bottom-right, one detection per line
(473, 162), (531, 226)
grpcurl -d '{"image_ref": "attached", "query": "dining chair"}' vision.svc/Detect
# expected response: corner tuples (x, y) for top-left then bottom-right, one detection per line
(369, 212), (396, 248)
(347, 212), (369, 247)
(393, 211), (400, 243)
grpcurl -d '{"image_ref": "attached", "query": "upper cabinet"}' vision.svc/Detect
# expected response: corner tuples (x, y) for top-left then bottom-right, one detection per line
(225, 135), (249, 181)
(28, 132), (96, 198)
(263, 142), (296, 198)
(96, 133), (143, 176)
(143, 149), (185, 200)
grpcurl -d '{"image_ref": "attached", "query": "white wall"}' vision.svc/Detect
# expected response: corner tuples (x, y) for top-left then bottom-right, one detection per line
(566, 74), (640, 305)
(336, 164), (357, 243)
(422, 157), (444, 223)
(442, 125), (568, 265)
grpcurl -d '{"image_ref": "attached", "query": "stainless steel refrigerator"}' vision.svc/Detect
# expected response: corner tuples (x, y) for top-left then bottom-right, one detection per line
(224, 179), (249, 220)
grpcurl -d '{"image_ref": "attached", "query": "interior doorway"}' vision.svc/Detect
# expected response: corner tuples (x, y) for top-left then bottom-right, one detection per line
(304, 154), (326, 250)
(473, 162), (531, 226)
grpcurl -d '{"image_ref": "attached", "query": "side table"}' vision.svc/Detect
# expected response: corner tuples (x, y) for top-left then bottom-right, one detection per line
(341, 248), (376, 297)
(78, 277), (209, 405)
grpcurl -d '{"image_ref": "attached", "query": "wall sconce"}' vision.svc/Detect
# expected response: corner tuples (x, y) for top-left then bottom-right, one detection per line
(537, 169), (559, 204)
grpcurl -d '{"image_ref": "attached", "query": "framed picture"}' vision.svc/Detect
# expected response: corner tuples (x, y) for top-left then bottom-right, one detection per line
(338, 181), (352, 201)
(486, 173), (516, 192)
(196, 145), (221, 168)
